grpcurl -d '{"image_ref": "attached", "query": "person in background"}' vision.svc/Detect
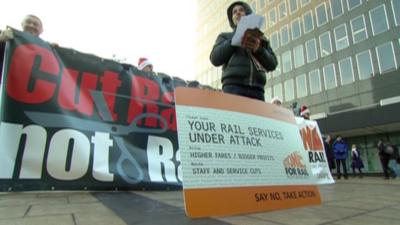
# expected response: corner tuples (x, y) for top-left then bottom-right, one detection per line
(300, 105), (310, 120)
(270, 96), (282, 106)
(138, 57), (153, 73)
(0, 14), (44, 83)
(350, 144), (364, 178)
(291, 102), (300, 116)
(333, 135), (349, 179)
(210, 1), (277, 101)
(323, 135), (335, 173)
(377, 139), (395, 179)
(385, 140), (399, 179)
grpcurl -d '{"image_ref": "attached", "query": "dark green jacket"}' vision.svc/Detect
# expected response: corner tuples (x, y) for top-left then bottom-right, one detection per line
(210, 32), (277, 89)
(209, 1), (278, 89)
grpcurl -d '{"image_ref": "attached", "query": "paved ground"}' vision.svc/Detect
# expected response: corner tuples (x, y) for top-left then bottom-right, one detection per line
(1, 177), (399, 225)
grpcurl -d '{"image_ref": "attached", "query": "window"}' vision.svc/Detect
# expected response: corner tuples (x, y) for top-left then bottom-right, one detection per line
(306, 39), (318, 63)
(319, 31), (332, 57)
(356, 50), (374, 80)
(334, 24), (349, 50)
(296, 74), (308, 98)
(303, 10), (314, 33)
(268, 8), (277, 27)
(279, 1), (287, 21)
(331, 0), (344, 19)
(351, 15), (367, 43)
(259, 0), (266, 9)
(300, 0), (311, 7)
(266, 72), (272, 81)
(280, 25), (290, 46)
(291, 18), (302, 40)
(369, 4), (389, 35)
(376, 42), (397, 73)
(347, 0), (361, 11)
(293, 45), (305, 68)
(391, 0), (400, 26)
(323, 64), (337, 90)
(284, 79), (295, 101)
(270, 31), (279, 49)
(309, 69), (322, 94)
(282, 50), (292, 73)
(273, 83), (283, 100)
(289, 0), (298, 14)
(339, 57), (355, 85)
(251, 1), (257, 13)
(273, 55), (281, 77)
(316, 3), (328, 27)
(265, 87), (272, 102)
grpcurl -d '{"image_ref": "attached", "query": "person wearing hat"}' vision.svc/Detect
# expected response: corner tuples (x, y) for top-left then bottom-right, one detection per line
(210, 1), (278, 101)
(271, 96), (282, 106)
(137, 57), (153, 73)
(300, 105), (310, 120)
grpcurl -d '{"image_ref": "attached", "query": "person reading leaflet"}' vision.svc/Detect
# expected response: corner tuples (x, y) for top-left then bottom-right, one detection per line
(231, 14), (265, 47)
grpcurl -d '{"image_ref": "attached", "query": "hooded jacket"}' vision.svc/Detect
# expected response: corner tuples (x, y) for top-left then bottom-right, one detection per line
(210, 1), (277, 89)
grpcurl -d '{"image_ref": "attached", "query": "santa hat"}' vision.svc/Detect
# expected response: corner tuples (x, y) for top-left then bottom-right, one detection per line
(300, 105), (310, 116)
(271, 96), (282, 104)
(138, 57), (152, 70)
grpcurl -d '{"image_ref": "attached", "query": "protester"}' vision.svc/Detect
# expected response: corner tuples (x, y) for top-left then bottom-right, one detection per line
(323, 135), (335, 173)
(209, 1), (277, 101)
(138, 57), (153, 73)
(291, 102), (300, 116)
(270, 96), (282, 106)
(376, 139), (395, 179)
(300, 105), (310, 120)
(0, 15), (44, 83)
(350, 144), (364, 178)
(385, 140), (399, 178)
(333, 135), (349, 179)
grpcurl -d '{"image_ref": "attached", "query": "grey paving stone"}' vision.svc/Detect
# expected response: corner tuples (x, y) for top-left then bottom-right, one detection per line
(0, 214), (74, 225)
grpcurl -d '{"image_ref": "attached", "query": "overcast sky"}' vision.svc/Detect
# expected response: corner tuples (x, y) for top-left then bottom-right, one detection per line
(1, 0), (198, 80)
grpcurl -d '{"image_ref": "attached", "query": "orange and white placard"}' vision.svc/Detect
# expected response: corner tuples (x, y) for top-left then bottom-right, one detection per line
(175, 88), (332, 218)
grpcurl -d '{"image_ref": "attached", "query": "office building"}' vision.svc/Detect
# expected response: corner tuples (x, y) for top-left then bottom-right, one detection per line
(196, 0), (400, 173)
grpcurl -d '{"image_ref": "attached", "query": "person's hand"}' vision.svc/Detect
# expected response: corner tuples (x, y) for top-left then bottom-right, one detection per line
(241, 30), (261, 53)
(49, 42), (59, 48)
(0, 28), (14, 42)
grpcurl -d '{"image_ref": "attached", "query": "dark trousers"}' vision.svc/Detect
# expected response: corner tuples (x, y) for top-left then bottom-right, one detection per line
(223, 84), (265, 101)
(380, 156), (393, 178)
(352, 167), (363, 176)
(336, 159), (348, 178)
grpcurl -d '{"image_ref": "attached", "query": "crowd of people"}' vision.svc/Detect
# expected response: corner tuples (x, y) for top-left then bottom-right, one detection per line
(323, 136), (399, 180)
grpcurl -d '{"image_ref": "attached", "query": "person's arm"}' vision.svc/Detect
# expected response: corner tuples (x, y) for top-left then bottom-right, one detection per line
(210, 33), (236, 66)
(252, 37), (278, 72)
(0, 28), (13, 42)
